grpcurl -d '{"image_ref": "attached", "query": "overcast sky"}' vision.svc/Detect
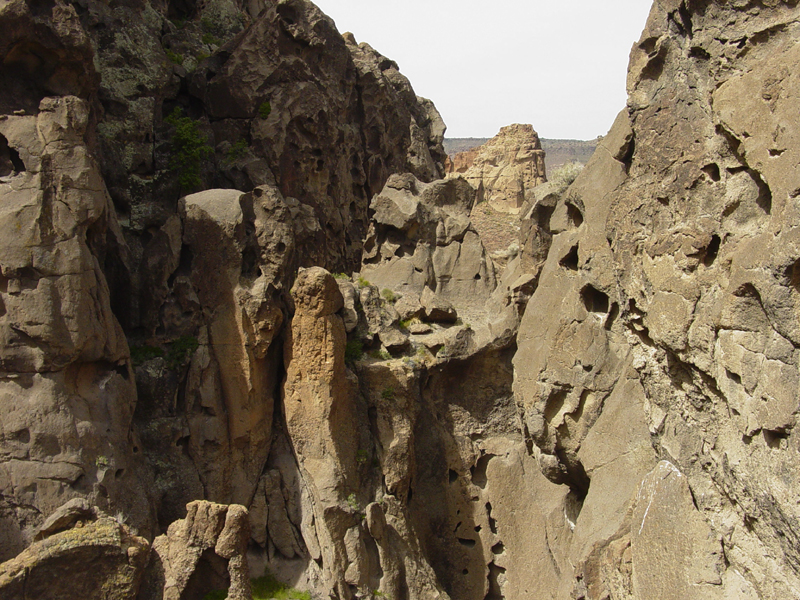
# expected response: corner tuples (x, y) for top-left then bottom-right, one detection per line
(312, 0), (654, 140)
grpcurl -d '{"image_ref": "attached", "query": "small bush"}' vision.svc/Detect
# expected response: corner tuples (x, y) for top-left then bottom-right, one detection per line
(165, 108), (213, 189)
(381, 288), (398, 303)
(549, 161), (584, 193)
(332, 272), (350, 281)
(166, 335), (199, 370)
(357, 276), (370, 289)
(130, 344), (164, 366)
(347, 493), (360, 512)
(202, 32), (221, 46)
(370, 349), (391, 361)
(356, 449), (368, 464)
(344, 340), (363, 364)
(258, 101), (272, 120)
(224, 139), (249, 165)
(381, 387), (395, 400)
(165, 49), (184, 65)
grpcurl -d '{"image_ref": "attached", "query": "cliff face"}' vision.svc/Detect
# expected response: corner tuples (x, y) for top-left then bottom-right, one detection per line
(445, 123), (547, 213)
(512, 1), (800, 597)
(2, 0), (800, 599)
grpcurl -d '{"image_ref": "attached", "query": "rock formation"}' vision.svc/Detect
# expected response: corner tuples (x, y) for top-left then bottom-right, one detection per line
(446, 123), (547, 213)
(2, 0), (800, 599)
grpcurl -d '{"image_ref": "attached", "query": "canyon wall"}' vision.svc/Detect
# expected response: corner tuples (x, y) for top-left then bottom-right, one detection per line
(1, 0), (800, 599)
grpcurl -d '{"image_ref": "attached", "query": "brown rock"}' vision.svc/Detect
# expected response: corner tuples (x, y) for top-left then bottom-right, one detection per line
(139, 500), (252, 600)
(447, 124), (547, 214)
(0, 516), (149, 600)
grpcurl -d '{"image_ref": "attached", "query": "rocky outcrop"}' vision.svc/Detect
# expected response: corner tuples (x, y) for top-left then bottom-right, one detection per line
(446, 123), (546, 213)
(139, 500), (252, 600)
(4, 1), (800, 600)
(0, 512), (149, 600)
(361, 173), (498, 318)
(0, 95), (155, 559)
(510, 1), (800, 598)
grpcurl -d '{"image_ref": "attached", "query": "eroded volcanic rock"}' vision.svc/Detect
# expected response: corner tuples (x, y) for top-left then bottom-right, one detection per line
(446, 123), (547, 213)
(2, 0), (800, 600)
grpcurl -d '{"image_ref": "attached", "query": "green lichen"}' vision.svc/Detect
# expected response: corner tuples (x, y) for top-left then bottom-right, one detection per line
(203, 572), (311, 600)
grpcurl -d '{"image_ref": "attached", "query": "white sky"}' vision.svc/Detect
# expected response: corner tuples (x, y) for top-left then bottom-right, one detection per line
(312, 0), (654, 140)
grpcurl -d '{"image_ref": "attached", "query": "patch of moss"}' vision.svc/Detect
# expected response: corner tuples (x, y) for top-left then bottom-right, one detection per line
(258, 101), (272, 120)
(203, 573), (311, 600)
(381, 288), (397, 303)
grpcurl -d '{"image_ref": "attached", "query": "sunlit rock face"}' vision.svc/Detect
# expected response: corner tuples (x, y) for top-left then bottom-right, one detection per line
(3, 0), (800, 599)
(447, 123), (547, 214)
(513, 1), (800, 598)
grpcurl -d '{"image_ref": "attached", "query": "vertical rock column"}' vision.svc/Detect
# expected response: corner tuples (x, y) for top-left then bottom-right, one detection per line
(283, 267), (361, 598)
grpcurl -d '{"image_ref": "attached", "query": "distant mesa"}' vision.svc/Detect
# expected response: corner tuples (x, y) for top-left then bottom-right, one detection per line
(445, 134), (597, 173)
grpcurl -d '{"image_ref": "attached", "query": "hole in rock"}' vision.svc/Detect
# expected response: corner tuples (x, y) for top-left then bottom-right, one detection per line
(703, 235), (721, 266)
(486, 502), (497, 534)
(486, 562), (507, 600)
(491, 542), (505, 555)
(702, 163), (721, 182)
(0, 135), (25, 177)
(457, 538), (477, 548)
(462, 569), (469, 576)
(580, 285), (609, 314)
(763, 429), (788, 449)
(567, 203), (584, 228)
(725, 369), (742, 386)
(470, 454), (494, 490)
(448, 469), (458, 484)
(783, 259), (800, 293)
(115, 469), (125, 479)
(183, 548), (229, 599)
(560, 245), (580, 271)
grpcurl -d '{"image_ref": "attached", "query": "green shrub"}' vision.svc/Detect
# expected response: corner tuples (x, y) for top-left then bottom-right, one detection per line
(381, 288), (397, 303)
(258, 101), (272, 120)
(332, 272), (350, 281)
(165, 335), (199, 370)
(357, 276), (370, 289)
(224, 139), (249, 165)
(381, 387), (395, 400)
(130, 344), (164, 366)
(344, 340), (363, 364)
(356, 449), (368, 464)
(165, 108), (213, 189)
(202, 32), (221, 46)
(165, 49), (184, 65)
(203, 572), (311, 600)
(347, 493), (360, 512)
(549, 161), (584, 193)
